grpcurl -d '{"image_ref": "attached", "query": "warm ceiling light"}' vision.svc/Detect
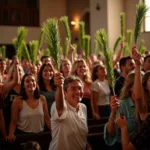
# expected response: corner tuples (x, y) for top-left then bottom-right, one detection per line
(71, 21), (76, 25)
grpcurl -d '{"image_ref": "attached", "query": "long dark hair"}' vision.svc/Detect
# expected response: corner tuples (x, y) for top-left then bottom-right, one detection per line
(38, 63), (56, 91)
(20, 73), (40, 100)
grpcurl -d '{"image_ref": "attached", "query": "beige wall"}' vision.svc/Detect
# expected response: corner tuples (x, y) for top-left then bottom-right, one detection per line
(0, 0), (66, 47)
(125, 0), (150, 50)
(90, 0), (108, 51)
(107, 0), (124, 49)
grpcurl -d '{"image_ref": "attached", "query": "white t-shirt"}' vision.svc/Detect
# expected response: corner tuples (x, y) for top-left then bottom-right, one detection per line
(91, 79), (110, 106)
(49, 101), (88, 150)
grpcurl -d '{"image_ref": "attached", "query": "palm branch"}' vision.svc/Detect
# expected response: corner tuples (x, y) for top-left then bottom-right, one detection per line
(94, 39), (99, 54)
(29, 40), (38, 64)
(83, 35), (90, 61)
(22, 41), (31, 62)
(120, 12), (125, 40)
(0, 46), (6, 59)
(127, 30), (133, 50)
(79, 21), (85, 49)
(123, 42), (130, 56)
(60, 16), (71, 41)
(38, 28), (44, 49)
(96, 29), (115, 94)
(12, 26), (28, 61)
(139, 40), (146, 54)
(43, 18), (61, 70)
(134, 2), (148, 44)
(113, 36), (122, 52)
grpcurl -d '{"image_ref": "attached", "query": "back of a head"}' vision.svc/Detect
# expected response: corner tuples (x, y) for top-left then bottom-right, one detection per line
(21, 141), (41, 150)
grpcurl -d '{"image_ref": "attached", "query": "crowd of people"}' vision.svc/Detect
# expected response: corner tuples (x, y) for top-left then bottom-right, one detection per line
(0, 42), (150, 150)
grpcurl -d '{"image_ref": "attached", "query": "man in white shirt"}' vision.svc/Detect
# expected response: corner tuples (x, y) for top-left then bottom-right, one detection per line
(49, 73), (91, 150)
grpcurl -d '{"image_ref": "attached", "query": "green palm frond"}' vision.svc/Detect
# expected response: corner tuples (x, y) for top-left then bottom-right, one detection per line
(79, 21), (85, 49)
(83, 35), (90, 61)
(120, 12), (125, 40)
(96, 29), (115, 93)
(139, 40), (146, 54)
(43, 18), (61, 70)
(29, 40), (38, 64)
(94, 39), (99, 54)
(60, 16), (71, 57)
(64, 37), (70, 58)
(38, 28), (44, 49)
(134, 2), (148, 44)
(12, 26), (28, 61)
(44, 48), (51, 56)
(127, 30), (133, 50)
(60, 16), (71, 41)
(72, 43), (77, 56)
(123, 42), (130, 56)
(22, 41), (31, 62)
(113, 36), (122, 52)
(0, 46), (6, 59)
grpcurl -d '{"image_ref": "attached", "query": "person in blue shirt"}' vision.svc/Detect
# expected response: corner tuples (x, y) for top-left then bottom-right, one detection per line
(104, 71), (141, 150)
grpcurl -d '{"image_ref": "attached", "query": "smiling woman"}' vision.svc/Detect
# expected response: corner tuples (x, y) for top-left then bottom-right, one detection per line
(7, 73), (51, 143)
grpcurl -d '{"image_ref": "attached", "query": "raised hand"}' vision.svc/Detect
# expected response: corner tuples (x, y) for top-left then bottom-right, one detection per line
(115, 116), (127, 129)
(54, 72), (64, 88)
(110, 95), (120, 115)
(132, 46), (142, 66)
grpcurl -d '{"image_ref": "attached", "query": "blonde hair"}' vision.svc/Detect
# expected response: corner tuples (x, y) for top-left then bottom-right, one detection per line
(71, 59), (92, 85)
(119, 72), (135, 100)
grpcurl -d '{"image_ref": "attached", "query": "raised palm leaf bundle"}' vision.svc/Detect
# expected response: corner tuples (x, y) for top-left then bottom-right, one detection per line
(79, 21), (85, 49)
(12, 27), (28, 61)
(44, 18), (61, 70)
(29, 40), (38, 64)
(0, 46), (6, 59)
(60, 16), (71, 58)
(94, 39), (99, 54)
(83, 35), (90, 61)
(134, 2), (148, 44)
(123, 42), (130, 56)
(113, 36), (122, 52)
(120, 12), (125, 40)
(96, 29), (115, 94)
(38, 28), (45, 49)
(139, 40), (146, 55)
(127, 30), (133, 50)
(21, 41), (31, 62)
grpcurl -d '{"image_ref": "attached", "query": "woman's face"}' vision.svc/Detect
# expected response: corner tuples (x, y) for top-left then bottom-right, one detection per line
(96, 65), (107, 77)
(42, 65), (54, 81)
(76, 61), (87, 77)
(24, 75), (36, 92)
(61, 61), (71, 74)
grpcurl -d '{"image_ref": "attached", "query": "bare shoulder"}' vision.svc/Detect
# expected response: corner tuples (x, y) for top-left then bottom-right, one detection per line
(40, 95), (46, 103)
(13, 96), (22, 106)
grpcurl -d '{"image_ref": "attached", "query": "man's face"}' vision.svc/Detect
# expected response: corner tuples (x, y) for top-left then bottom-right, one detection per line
(124, 59), (135, 74)
(144, 58), (150, 71)
(64, 80), (83, 106)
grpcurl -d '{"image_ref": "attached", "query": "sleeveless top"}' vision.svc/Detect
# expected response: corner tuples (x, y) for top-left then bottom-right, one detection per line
(3, 89), (19, 128)
(17, 99), (44, 133)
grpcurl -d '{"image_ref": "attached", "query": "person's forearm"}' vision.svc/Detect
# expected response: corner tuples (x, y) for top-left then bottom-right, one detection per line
(55, 87), (65, 116)
(45, 117), (51, 130)
(121, 127), (130, 150)
(106, 113), (116, 136)
(0, 116), (7, 137)
(9, 121), (16, 136)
